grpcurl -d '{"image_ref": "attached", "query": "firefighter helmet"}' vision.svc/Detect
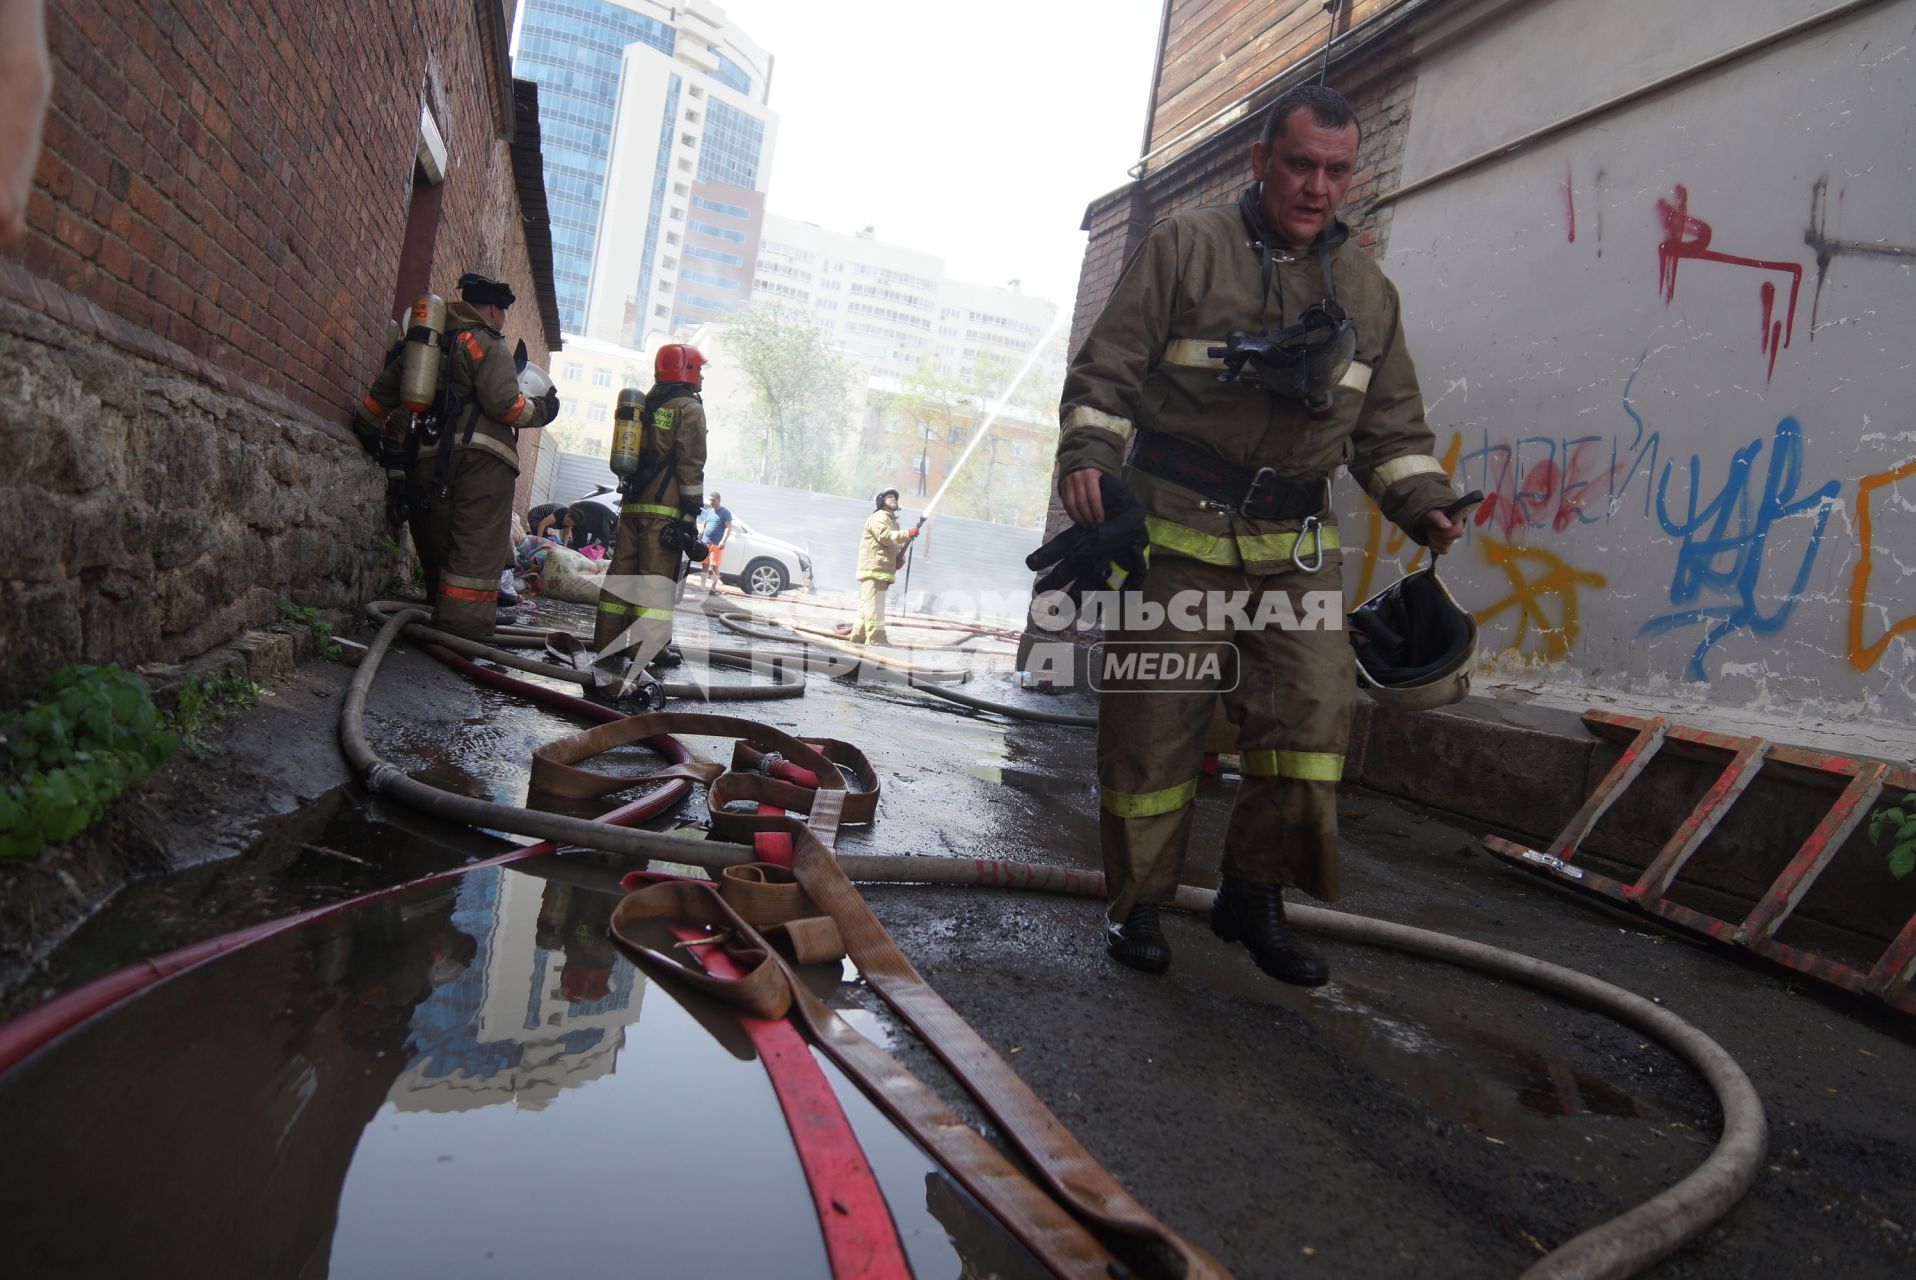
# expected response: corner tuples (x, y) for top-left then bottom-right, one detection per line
(1348, 562), (1476, 712)
(655, 343), (707, 386)
(874, 487), (900, 509)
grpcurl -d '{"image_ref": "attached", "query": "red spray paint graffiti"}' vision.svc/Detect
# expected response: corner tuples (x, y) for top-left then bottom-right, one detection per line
(1655, 185), (1803, 382)
(1563, 162), (1576, 243)
(1474, 438), (1621, 540)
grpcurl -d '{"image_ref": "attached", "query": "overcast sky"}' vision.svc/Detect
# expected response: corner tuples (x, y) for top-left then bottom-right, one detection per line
(717, 0), (1167, 311)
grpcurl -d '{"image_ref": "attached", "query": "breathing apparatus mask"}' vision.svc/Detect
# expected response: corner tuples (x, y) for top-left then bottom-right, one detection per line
(1213, 185), (1357, 418)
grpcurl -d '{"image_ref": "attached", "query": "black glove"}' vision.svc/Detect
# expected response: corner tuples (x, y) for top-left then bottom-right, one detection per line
(660, 519), (708, 562)
(353, 422), (382, 462)
(539, 389), (561, 426)
(1025, 473), (1149, 602)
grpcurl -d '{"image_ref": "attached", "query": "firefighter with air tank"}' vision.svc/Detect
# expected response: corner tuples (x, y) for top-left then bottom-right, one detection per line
(353, 272), (559, 639)
(592, 343), (710, 686)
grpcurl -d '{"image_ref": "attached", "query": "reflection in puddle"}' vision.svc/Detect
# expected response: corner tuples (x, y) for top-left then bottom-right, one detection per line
(0, 862), (1041, 1277)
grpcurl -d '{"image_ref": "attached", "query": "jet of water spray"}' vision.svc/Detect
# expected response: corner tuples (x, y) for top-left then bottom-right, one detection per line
(919, 309), (1070, 521)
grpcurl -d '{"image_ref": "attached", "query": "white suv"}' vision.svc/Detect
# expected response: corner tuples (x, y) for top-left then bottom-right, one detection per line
(575, 489), (814, 597)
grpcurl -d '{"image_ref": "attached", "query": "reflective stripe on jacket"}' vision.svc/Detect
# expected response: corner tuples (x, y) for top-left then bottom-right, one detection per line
(1057, 195), (1454, 573)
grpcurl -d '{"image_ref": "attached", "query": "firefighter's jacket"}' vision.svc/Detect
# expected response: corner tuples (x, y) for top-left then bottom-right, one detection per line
(621, 385), (708, 520)
(1057, 192), (1454, 574)
(356, 300), (542, 473)
(857, 510), (913, 583)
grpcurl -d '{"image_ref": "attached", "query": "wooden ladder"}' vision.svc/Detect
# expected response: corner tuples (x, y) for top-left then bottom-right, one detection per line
(1483, 709), (1916, 1015)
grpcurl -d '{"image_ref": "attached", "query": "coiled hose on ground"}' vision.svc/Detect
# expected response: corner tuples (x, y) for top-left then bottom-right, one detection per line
(340, 606), (1764, 1280)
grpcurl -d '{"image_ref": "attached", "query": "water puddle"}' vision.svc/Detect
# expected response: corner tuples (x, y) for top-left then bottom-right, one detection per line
(0, 862), (1038, 1276)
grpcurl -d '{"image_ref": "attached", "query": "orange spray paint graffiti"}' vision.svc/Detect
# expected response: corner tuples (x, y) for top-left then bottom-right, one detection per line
(1846, 457), (1916, 671)
(1473, 536), (1608, 662)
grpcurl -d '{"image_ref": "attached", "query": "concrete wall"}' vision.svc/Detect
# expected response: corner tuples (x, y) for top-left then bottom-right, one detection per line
(1369, 0), (1916, 724)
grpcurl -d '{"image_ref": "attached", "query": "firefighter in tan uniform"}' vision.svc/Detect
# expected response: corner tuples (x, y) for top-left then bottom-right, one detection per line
(1055, 86), (1465, 984)
(849, 489), (919, 646)
(593, 343), (709, 674)
(355, 273), (554, 639)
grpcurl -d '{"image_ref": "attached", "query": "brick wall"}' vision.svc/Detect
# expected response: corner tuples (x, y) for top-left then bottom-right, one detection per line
(12, 0), (549, 431)
(0, 0), (559, 703)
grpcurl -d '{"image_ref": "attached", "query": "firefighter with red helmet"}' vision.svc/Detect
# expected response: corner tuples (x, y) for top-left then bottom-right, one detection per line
(593, 343), (709, 675)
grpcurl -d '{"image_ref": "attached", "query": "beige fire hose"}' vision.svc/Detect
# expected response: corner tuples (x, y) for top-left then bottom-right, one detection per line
(344, 607), (1765, 1280)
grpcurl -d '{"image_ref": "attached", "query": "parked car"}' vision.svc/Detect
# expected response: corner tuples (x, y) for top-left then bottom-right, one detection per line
(574, 488), (815, 597)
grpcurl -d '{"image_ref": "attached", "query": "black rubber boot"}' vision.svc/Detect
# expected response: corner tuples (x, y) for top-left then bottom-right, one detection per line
(1105, 903), (1172, 974)
(1210, 878), (1329, 986)
(649, 644), (685, 669)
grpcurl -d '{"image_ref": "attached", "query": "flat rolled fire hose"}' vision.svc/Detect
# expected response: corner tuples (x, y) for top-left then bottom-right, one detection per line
(703, 607), (972, 683)
(365, 601), (806, 701)
(344, 609), (1766, 1280)
(706, 603), (1097, 728)
(344, 609), (1220, 1276)
(611, 877), (1126, 1275)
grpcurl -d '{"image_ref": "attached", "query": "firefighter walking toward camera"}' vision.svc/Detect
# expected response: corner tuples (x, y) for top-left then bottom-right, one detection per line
(1053, 85), (1465, 986)
(593, 343), (708, 674)
(352, 272), (557, 639)
(849, 488), (919, 646)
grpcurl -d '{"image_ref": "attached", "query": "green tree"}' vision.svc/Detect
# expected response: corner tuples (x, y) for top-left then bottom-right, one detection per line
(723, 305), (856, 492)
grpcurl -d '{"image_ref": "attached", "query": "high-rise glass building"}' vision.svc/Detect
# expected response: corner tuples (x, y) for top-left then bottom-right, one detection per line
(512, 0), (776, 343)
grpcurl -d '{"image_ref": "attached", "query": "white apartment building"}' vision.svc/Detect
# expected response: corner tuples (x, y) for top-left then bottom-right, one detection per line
(753, 214), (1060, 384)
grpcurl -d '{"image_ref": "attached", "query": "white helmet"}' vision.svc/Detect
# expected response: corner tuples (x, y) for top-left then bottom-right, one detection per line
(1348, 562), (1476, 712)
(517, 361), (553, 401)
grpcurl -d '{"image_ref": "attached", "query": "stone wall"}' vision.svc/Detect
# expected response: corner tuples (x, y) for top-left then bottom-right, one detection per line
(0, 293), (385, 698)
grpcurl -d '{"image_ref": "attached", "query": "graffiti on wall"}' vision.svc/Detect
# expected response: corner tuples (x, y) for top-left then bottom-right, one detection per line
(1655, 184), (1804, 382)
(1638, 415), (1840, 680)
(1475, 535), (1608, 662)
(1806, 177), (1916, 336)
(1846, 456), (1916, 671)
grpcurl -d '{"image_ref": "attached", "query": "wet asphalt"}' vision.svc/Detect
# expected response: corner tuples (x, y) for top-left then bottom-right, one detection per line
(3, 591), (1913, 1279)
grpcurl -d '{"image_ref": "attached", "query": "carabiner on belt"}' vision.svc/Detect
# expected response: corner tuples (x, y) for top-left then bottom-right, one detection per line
(1291, 476), (1333, 572)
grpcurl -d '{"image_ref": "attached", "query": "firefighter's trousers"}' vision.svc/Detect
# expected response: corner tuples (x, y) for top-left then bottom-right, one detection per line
(1096, 552), (1354, 921)
(407, 448), (517, 640)
(849, 576), (893, 646)
(594, 516), (680, 665)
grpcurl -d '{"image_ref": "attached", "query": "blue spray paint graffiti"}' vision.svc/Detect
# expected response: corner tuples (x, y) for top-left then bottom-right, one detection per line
(1639, 416), (1840, 680)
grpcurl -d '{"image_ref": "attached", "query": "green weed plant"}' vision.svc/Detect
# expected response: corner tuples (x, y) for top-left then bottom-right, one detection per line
(0, 665), (180, 859)
(1866, 791), (1916, 880)
(276, 600), (345, 662)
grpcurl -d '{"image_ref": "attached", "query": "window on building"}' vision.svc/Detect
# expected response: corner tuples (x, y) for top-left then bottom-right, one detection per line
(564, 362), (582, 381)
(655, 304), (670, 317)
(666, 232), (680, 245)
(588, 404), (608, 423)
(592, 368), (611, 388)
(1011, 440), (1028, 458)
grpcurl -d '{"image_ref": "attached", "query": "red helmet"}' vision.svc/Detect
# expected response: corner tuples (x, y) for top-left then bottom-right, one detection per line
(655, 343), (707, 386)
